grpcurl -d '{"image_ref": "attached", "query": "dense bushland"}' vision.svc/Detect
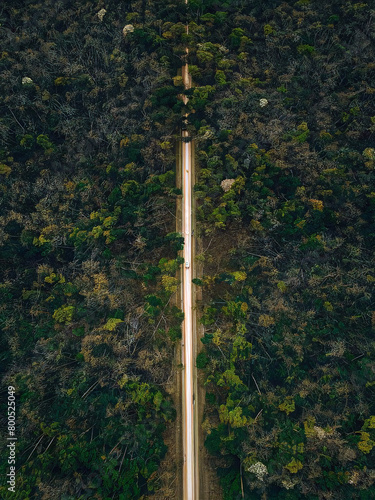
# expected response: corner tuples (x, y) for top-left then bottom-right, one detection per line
(189, 1), (375, 499)
(0, 1), (185, 498)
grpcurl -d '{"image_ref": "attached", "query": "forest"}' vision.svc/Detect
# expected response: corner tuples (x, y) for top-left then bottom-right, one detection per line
(0, 1), (185, 498)
(190, 1), (375, 499)
(0, 0), (375, 499)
